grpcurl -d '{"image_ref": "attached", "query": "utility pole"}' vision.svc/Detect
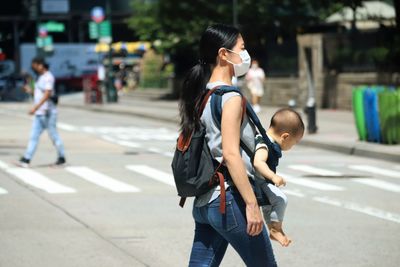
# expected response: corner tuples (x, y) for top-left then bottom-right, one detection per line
(34, 0), (44, 57)
(106, 0), (117, 102)
(304, 47), (318, 134)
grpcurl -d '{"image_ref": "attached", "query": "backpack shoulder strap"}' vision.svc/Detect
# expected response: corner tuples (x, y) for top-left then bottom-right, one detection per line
(210, 85), (246, 130)
(245, 101), (274, 147)
(210, 86), (274, 151)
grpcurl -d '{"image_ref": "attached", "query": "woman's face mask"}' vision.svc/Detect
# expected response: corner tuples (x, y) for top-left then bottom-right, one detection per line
(226, 49), (251, 77)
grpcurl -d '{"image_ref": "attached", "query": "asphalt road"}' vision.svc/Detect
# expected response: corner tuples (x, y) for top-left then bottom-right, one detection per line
(0, 103), (399, 267)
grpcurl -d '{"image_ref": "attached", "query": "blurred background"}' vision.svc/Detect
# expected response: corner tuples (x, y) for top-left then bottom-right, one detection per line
(0, 0), (398, 106)
(0, 1), (400, 267)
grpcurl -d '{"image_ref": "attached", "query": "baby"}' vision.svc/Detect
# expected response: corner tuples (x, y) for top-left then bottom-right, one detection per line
(253, 108), (304, 247)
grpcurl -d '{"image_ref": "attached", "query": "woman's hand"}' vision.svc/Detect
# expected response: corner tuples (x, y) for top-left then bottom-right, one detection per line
(246, 202), (264, 236)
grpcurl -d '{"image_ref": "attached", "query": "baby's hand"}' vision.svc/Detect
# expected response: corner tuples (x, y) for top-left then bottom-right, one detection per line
(272, 175), (286, 187)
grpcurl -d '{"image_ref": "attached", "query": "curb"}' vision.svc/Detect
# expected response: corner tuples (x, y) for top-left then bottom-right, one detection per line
(61, 103), (400, 163)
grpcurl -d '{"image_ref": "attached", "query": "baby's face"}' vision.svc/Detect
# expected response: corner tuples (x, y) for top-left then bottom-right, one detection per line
(280, 133), (303, 151)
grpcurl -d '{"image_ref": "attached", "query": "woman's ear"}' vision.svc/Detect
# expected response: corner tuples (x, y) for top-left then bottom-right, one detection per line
(218, 48), (229, 62)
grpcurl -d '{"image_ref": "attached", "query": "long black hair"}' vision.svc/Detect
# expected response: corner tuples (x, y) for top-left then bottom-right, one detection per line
(179, 24), (240, 137)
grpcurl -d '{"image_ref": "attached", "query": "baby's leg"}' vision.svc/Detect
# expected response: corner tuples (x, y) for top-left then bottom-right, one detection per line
(261, 184), (292, 247)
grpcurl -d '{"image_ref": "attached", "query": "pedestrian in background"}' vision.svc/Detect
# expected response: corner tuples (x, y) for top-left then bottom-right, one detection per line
(245, 59), (265, 113)
(18, 57), (66, 168)
(180, 24), (277, 266)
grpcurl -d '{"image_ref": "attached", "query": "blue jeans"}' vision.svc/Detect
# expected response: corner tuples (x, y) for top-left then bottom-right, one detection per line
(24, 112), (65, 160)
(189, 190), (277, 267)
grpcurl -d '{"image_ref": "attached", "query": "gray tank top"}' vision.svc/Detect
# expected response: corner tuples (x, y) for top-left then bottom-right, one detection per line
(194, 81), (257, 207)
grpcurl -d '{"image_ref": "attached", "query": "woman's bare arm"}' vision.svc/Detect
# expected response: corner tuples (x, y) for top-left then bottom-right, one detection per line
(221, 95), (263, 236)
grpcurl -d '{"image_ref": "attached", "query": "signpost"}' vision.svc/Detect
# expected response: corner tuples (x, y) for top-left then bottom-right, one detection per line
(90, 4), (116, 103)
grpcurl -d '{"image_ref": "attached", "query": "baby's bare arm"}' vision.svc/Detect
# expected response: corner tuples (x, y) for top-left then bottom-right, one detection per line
(253, 148), (286, 187)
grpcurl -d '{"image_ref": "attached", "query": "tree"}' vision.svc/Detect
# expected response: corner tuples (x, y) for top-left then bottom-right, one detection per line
(128, 0), (337, 75)
(128, 0), (234, 76)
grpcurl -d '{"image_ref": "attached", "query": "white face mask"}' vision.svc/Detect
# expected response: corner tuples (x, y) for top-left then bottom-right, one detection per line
(226, 49), (251, 77)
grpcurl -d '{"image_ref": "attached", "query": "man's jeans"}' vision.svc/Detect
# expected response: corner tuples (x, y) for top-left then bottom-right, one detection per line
(189, 190), (277, 267)
(24, 112), (65, 160)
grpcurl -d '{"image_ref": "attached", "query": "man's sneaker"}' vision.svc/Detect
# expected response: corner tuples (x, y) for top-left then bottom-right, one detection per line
(18, 157), (30, 168)
(55, 157), (66, 166)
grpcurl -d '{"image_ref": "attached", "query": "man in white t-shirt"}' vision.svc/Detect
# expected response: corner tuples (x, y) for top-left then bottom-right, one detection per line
(18, 57), (66, 167)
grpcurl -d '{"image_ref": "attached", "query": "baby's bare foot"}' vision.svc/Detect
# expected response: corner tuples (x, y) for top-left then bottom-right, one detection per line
(269, 227), (292, 247)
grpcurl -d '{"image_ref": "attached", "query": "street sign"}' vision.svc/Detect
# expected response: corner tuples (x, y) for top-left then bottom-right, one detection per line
(41, 21), (65, 32)
(91, 6), (105, 23)
(89, 20), (112, 42)
(99, 20), (111, 37)
(89, 21), (99, 39)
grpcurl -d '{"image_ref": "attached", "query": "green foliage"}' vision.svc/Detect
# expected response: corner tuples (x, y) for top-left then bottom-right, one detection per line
(140, 48), (174, 88)
(127, 0), (400, 74)
(127, 0), (335, 53)
(128, 0), (231, 54)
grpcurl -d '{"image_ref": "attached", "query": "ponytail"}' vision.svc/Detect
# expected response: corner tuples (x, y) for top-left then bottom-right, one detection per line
(179, 62), (211, 137)
(179, 24), (239, 137)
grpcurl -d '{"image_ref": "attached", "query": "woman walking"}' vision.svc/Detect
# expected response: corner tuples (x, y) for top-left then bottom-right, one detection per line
(179, 24), (277, 267)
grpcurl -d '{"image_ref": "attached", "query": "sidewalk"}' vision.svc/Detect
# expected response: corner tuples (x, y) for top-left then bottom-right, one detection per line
(60, 90), (400, 163)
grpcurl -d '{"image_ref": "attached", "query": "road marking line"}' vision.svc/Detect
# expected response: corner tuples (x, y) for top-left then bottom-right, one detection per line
(289, 165), (342, 176)
(58, 123), (78, 132)
(278, 172), (345, 191)
(101, 135), (117, 142)
(348, 165), (400, 179)
(148, 147), (161, 153)
(6, 168), (76, 194)
(162, 152), (174, 158)
(313, 196), (400, 224)
(0, 187), (8, 194)
(101, 135), (141, 148)
(0, 160), (10, 170)
(351, 178), (400, 193)
(115, 140), (140, 148)
(66, 166), (141, 193)
(0, 160), (75, 194)
(126, 165), (175, 186)
(282, 189), (305, 198)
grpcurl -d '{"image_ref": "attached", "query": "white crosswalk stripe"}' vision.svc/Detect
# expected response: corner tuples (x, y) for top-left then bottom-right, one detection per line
(289, 164), (400, 193)
(348, 165), (400, 179)
(126, 165), (175, 186)
(66, 166), (141, 193)
(282, 189), (306, 198)
(7, 168), (76, 194)
(0, 160), (76, 194)
(289, 165), (342, 176)
(0, 187), (8, 194)
(278, 172), (345, 191)
(313, 196), (400, 224)
(351, 178), (400, 193)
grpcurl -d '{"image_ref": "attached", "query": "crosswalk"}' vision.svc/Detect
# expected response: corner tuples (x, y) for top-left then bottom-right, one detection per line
(1, 160), (399, 223)
(287, 164), (400, 193)
(66, 166), (141, 193)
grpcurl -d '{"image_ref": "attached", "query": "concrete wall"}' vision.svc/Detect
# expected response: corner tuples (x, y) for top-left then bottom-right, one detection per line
(242, 72), (400, 110)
